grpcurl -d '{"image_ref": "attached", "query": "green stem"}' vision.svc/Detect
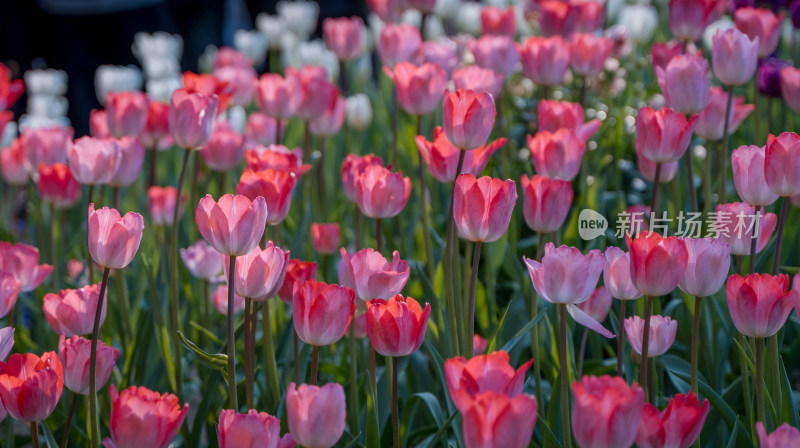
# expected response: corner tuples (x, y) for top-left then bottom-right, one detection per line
(617, 300), (627, 377)
(227, 256), (238, 410)
(60, 392), (78, 448)
(753, 79), (762, 145)
(310, 345), (320, 385)
(87, 184), (95, 284)
(576, 327), (589, 378)
(720, 87), (735, 203)
(294, 332), (300, 384)
(466, 241), (482, 357)
(737, 333), (754, 426)
(756, 337), (765, 424)
(348, 325), (360, 438)
(445, 151), (466, 356)
(684, 145), (697, 212)
(244, 297), (253, 409)
(532, 233), (545, 401)
(49, 203), (58, 290)
(416, 115), (434, 281)
(691, 296), (702, 395)
(558, 304), (572, 448)
(376, 218), (383, 254)
(703, 141), (714, 214)
(769, 335), (781, 415)
(89, 267), (111, 448)
(772, 197), (789, 275)
(391, 356), (399, 448)
(749, 210), (760, 275)
(640, 296), (653, 403)
(169, 148), (192, 402)
(262, 300), (281, 411)
(651, 164), (662, 222)
(30, 422), (39, 448)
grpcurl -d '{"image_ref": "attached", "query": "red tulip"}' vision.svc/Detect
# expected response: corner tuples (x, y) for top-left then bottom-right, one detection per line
(277, 259), (318, 304)
(196, 194), (267, 256)
(519, 174), (572, 233)
(669, 0), (716, 42)
(224, 242), (289, 300)
(309, 95), (346, 136)
(445, 350), (532, 413)
(569, 33), (613, 78)
(731, 145), (777, 206)
(538, 100), (601, 142)
(338, 248), (410, 303)
(23, 126), (72, 171)
(678, 237), (731, 298)
(244, 112), (279, 147)
(1, 138), (29, 185)
(354, 164), (411, 219)
(415, 127), (505, 183)
(293, 280), (355, 346)
(527, 129), (586, 180)
(453, 174), (517, 243)
(182, 72), (231, 112)
(765, 132), (800, 197)
(108, 136), (144, 188)
(481, 6), (516, 37)
(377, 23), (421, 69)
(461, 391), (538, 448)
(519, 36), (571, 86)
(0, 64), (23, 110)
(245, 145), (311, 177)
(286, 382), (346, 448)
(384, 62), (448, 116)
(468, 35), (519, 76)
(105, 91), (149, 138)
(201, 121), (244, 172)
(715, 202), (777, 256)
(256, 73), (301, 120)
(38, 163), (81, 208)
(712, 28), (760, 88)
(726, 273), (794, 338)
(43, 283), (107, 337)
(58, 334), (118, 395)
(168, 88), (219, 150)
(572, 375), (645, 448)
(635, 107), (697, 163)
(0, 352), (63, 422)
(0, 273), (19, 320)
(626, 233), (688, 297)
(0, 242), (53, 292)
(366, 294), (430, 357)
(236, 168), (297, 225)
(756, 422), (800, 448)
(624, 315), (677, 358)
(140, 101), (170, 149)
(782, 67), (800, 113)
(106, 384), (188, 448)
(68, 137), (121, 185)
(341, 153), (384, 202)
(212, 284), (245, 315)
(578, 287), (613, 323)
(443, 89), (496, 151)
(147, 186), (185, 226)
(603, 247), (643, 301)
(695, 87), (754, 142)
(323, 17), (363, 61)
(218, 409), (291, 448)
(735, 7), (784, 58)
(651, 41), (686, 72)
(311, 223), (340, 255)
(88, 204), (144, 269)
(567, 0), (604, 33)
(287, 66), (338, 121)
(213, 65), (256, 108)
(636, 392), (710, 448)
(453, 65), (504, 99)
(180, 240), (223, 281)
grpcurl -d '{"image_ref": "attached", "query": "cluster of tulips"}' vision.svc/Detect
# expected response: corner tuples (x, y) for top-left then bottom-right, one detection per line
(3, 0), (800, 447)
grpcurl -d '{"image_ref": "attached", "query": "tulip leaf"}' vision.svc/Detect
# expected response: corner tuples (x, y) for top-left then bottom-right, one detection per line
(725, 417), (740, 448)
(342, 433), (362, 448)
(500, 311), (546, 354)
(188, 320), (220, 344)
(39, 420), (58, 448)
(177, 331), (228, 377)
(485, 301), (511, 354)
(779, 358), (799, 427)
(536, 414), (562, 448)
(424, 412), (457, 448)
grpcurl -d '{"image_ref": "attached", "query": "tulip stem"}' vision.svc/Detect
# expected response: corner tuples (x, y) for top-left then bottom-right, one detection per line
(355, 208), (363, 250)
(617, 300), (627, 377)
(89, 266), (111, 448)
(391, 90), (398, 165)
(756, 337), (765, 424)
(532, 233), (545, 400)
(445, 151), (466, 356)
(691, 296), (702, 395)
(466, 241), (482, 357)
(262, 300), (281, 411)
(310, 345), (320, 385)
(576, 327), (589, 378)
(30, 422), (39, 448)
(369, 346), (377, 398)
(87, 184), (95, 283)
(148, 147), (158, 188)
(202, 280), (209, 327)
(227, 256), (239, 410)
(416, 114), (435, 282)
(244, 297), (254, 409)
(294, 332), (300, 384)
(348, 325), (360, 438)
(749, 211), (760, 275)
(49, 202), (58, 290)
(640, 295), (653, 403)
(390, 356), (399, 448)
(769, 335), (781, 413)
(703, 141), (713, 215)
(684, 146), (697, 212)
(753, 79), (762, 145)
(558, 304), (572, 448)
(60, 392), (78, 448)
(317, 137), (327, 219)
(720, 87), (735, 203)
(376, 218), (383, 254)
(170, 148), (192, 403)
(650, 164), (662, 223)
(772, 197), (789, 275)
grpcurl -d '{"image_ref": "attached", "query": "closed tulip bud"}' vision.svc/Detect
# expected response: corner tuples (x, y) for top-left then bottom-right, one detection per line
(338, 248), (410, 303)
(603, 247), (643, 301)
(366, 294), (430, 357)
(345, 94), (372, 130)
(756, 422), (800, 448)
(58, 334), (118, 395)
(0, 273), (19, 320)
(38, 163), (81, 209)
(520, 174), (572, 234)
(24, 126), (73, 170)
(140, 101), (170, 149)
(519, 36), (571, 86)
(88, 204), (144, 269)
(415, 127), (505, 183)
(472, 335), (488, 356)
(679, 237), (731, 298)
(0, 352), (63, 422)
(43, 283), (107, 337)
(453, 174), (517, 243)
(1, 138), (29, 186)
(527, 129), (586, 181)
(669, 0), (716, 42)
(68, 137), (122, 185)
(781, 67), (800, 113)
(481, 6), (516, 37)
(635, 107), (697, 163)
(715, 202), (777, 256)
(569, 33), (613, 78)
(245, 145), (311, 177)
(196, 194), (267, 256)
(293, 280), (355, 346)
(244, 112), (278, 147)
(212, 284), (245, 315)
(341, 153), (384, 202)
(147, 186), (185, 226)
(572, 375), (645, 448)
(85, 112), (109, 140)
(765, 132), (800, 197)
(256, 73), (301, 120)
(286, 382), (346, 448)
(180, 240), (223, 281)
(453, 66), (504, 99)
(384, 62), (448, 116)
(288, 66), (339, 121)
(106, 384), (188, 448)
(578, 287), (613, 323)
(537, 100), (602, 142)
(311, 223), (340, 255)
(309, 95), (346, 136)
(218, 409), (288, 448)
(323, 17), (363, 61)
(443, 89), (496, 151)
(656, 54), (710, 115)
(213, 66), (256, 108)
(354, 164), (411, 219)
(201, 121), (244, 172)
(624, 315), (677, 357)
(445, 350), (532, 413)
(735, 7), (784, 58)
(169, 88), (218, 150)
(377, 23), (421, 69)
(106, 91), (149, 138)
(570, 0), (605, 33)
(537, 1), (569, 37)
(731, 145), (777, 206)
(758, 58), (790, 98)
(278, 259), (317, 304)
(237, 168), (297, 225)
(0, 242), (53, 292)
(224, 242), (289, 301)
(108, 136), (144, 188)
(712, 28), (760, 87)
(468, 35), (519, 76)
(695, 87), (754, 141)
(524, 243), (613, 337)
(462, 391), (538, 448)
(627, 233), (689, 297)
(636, 393), (710, 448)
(726, 273), (794, 338)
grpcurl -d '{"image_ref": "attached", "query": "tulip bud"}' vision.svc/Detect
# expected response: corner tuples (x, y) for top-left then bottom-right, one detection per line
(468, 35), (519, 76)
(695, 87), (754, 142)
(293, 280), (355, 346)
(277, 259), (318, 304)
(108, 136), (145, 188)
(569, 33), (613, 78)
(0, 352), (63, 422)
(712, 28), (760, 87)
(311, 223), (340, 255)
(58, 335), (118, 395)
(462, 391), (538, 448)
(43, 283), (107, 337)
(635, 107), (697, 163)
(338, 248), (410, 304)
(678, 237), (731, 298)
(537, 100), (601, 142)
(765, 132), (800, 197)
(168, 88), (219, 149)
(603, 247), (643, 301)
(519, 36), (571, 86)
(366, 294), (430, 357)
(781, 66), (800, 113)
(106, 384), (188, 448)
(578, 287), (613, 323)
(38, 163), (81, 209)
(656, 54), (710, 115)
(218, 409), (288, 448)
(572, 375), (645, 448)
(377, 23), (421, 69)
(453, 65), (504, 99)
(735, 7), (784, 58)
(453, 174), (517, 243)
(443, 89), (496, 151)
(715, 202), (777, 256)
(756, 422), (800, 448)
(201, 121), (244, 172)
(624, 315), (677, 358)
(68, 137), (122, 185)
(626, 233), (689, 297)
(354, 164), (411, 219)
(256, 73), (301, 120)
(147, 186), (185, 226)
(731, 145), (778, 206)
(224, 242), (289, 301)
(636, 393), (710, 448)
(528, 129), (586, 181)
(726, 273), (794, 338)
(384, 62), (448, 116)
(669, 0), (716, 42)
(106, 91), (149, 138)
(444, 350), (532, 413)
(196, 194), (267, 256)
(88, 204), (144, 269)
(0, 273), (19, 320)
(0, 242), (53, 292)
(481, 6), (516, 37)
(24, 126), (73, 170)
(212, 284), (245, 315)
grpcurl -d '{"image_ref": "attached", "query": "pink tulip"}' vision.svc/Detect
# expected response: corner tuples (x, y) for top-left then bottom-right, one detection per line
(624, 315), (677, 358)
(38, 163), (81, 209)
(756, 422), (800, 448)
(572, 375), (645, 448)
(286, 382), (346, 448)
(715, 202), (777, 256)
(384, 62), (448, 116)
(695, 87), (754, 141)
(341, 153), (384, 202)
(527, 129), (586, 180)
(213, 47), (252, 70)
(712, 28), (760, 87)
(567, 0), (604, 33)
(781, 67), (800, 113)
(731, 145), (778, 206)
(58, 334), (118, 395)
(636, 392), (710, 448)
(461, 391), (538, 448)
(180, 240), (223, 281)
(636, 144), (679, 184)
(416, 41), (459, 77)
(196, 194), (267, 256)
(518, 36), (571, 86)
(1, 138), (29, 185)
(88, 204), (144, 269)
(366, 294), (430, 357)
(43, 283), (107, 337)
(519, 174), (572, 234)
(0, 273), (19, 319)
(309, 95), (346, 136)
(278, 259), (318, 304)
(538, 100), (602, 142)
(656, 54), (710, 115)
(236, 168), (297, 225)
(106, 91), (149, 138)
(415, 127), (505, 183)
(23, 126), (73, 171)
(472, 335), (488, 356)
(0, 242), (53, 292)
(678, 237), (731, 298)
(201, 121), (244, 172)
(443, 89), (496, 151)
(453, 65), (504, 99)
(245, 145), (311, 177)
(354, 164), (411, 219)
(256, 73), (301, 120)
(0, 352), (63, 422)
(311, 223), (340, 255)
(287, 66), (339, 121)
(735, 7), (784, 58)
(453, 174), (517, 243)
(323, 17), (363, 61)
(445, 350), (532, 413)
(669, 0), (716, 42)
(212, 284), (245, 315)
(626, 233), (689, 297)
(481, 6), (516, 37)
(651, 41), (686, 72)
(68, 137), (122, 185)
(569, 33), (613, 78)
(378, 23), (421, 69)
(147, 186), (185, 226)
(635, 107), (697, 163)
(213, 65), (257, 108)
(168, 88), (219, 149)
(244, 112), (279, 146)
(468, 35), (519, 76)
(765, 132), (800, 197)
(726, 273), (794, 338)
(108, 136), (144, 187)
(293, 280), (355, 346)
(224, 242), (289, 300)
(603, 247), (643, 301)
(578, 287), (613, 323)
(106, 384), (188, 448)
(218, 409), (286, 448)
(182, 72), (230, 112)
(140, 101), (171, 149)
(338, 248), (410, 302)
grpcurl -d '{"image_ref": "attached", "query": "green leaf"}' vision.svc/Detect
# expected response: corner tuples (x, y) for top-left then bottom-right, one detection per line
(425, 412), (457, 448)
(500, 311), (546, 354)
(485, 302), (511, 354)
(177, 331), (228, 378)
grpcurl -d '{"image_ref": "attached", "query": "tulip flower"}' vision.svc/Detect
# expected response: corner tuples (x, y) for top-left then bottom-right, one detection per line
(168, 88), (219, 150)
(472, 335), (488, 356)
(196, 194), (267, 256)
(201, 121), (244, 172)
(309, 95), (346, 137)
(286, 382), (346, 448)
(58, 335), (118, 395)
(416, 41), (459, 77)
(106, 384), (188, 448)
(461, 391), (538, 448)
(180, 240), (223, 281)
(678, 237), (732, 298)
(759, 58), (791, 99)
(1, 138), (29, 185)
(756, 422), (800, 447)
(765, 132), (800, 197)
(341, 153), (384, 202)
(293, 280), (355, 346)
(0, 352), (63, 423)
(625, 315), (678, 358)
(244, 112), (278, 146)
(651, 41), (685, 72)
(338, 248), (410, 303)
(538, 0), (570, 37)
(453, 174), (517, 243)
(245, 145), (311, 177)
(572, 375), (645, 448)
(88, 204), (144, 270)
(147, 186), (185, 227)
(569, 0), (605, 33)
(635, 107), (697, 164)
(377, 23), (421, 69)
(213, 66), (256, 109)
(715, 202), (777, 256)
(518, 36), (571, 87)
(323, 17), (363, 61)
(603, 247), (643, 301)
(415, 127), (506, 183)
(38, 163), (81, 209)
(528, 129), (586, 180)
(452, 65), (504, 99)
(43, 283), (107, 336)
(236, 168), (297, 225)
(23, 126), (72, 171)
(726, 273), (794, 339)
(346, 94), (372, 130)
(277, 259), (318, 304)
(0, 64), (23, 110)
(626, 233), (688, 297)
(354, 164), (411, 219)
(669, 0), (716, 42)
(443, 89), (496, 151)
(0, 273), (19, 320)
(712, 28), (760, 87)
(384, 62), (448, 116)
(468, 35), (519, 77)
(0, 242), (53, 292)
(537, 100), (602, 142)
(520, 174), (573, 234)
(311, 223), (340, 255)
(140, 101), (170, 149)
(569, 33), (613, 78)
(578, 287), (612, 323)
(635, 393), (710, 448)
(256, 73), (301, 120)
(105, 91), (149, 138)
(735, 7), (784, 58)
(781, 67), (800, 113)
(366, 294), (430, 357)
(107, 136), (144, 188)
(212, 284), (245, 315)
(444, 350), (532, 413)
(656, 54), (710, 115)
(68, 137), (122, 185)
(182, 72), (231, 112)
(731, 145), (778, 206)
(481, 6), (516, 37)
(287, 66), (339, 121)
(218, 409), (291, 448)
(224, 242), (288, 301)
(695, 88), (754, 142)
